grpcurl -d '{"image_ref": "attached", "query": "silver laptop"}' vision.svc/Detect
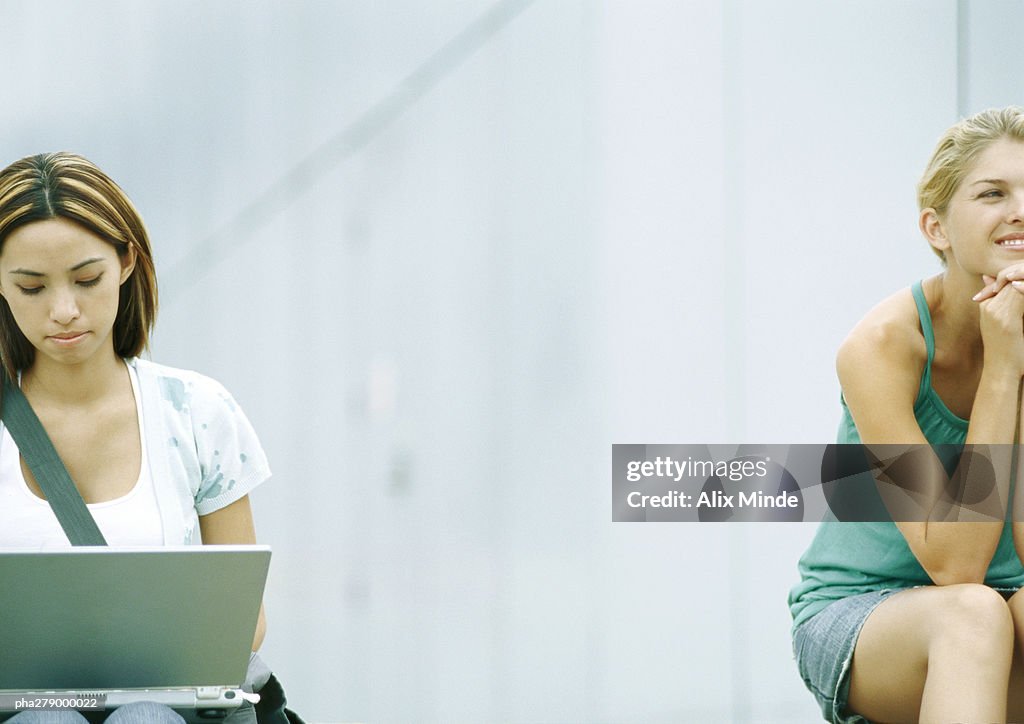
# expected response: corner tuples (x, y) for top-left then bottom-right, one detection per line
(0, 546), (271, 720)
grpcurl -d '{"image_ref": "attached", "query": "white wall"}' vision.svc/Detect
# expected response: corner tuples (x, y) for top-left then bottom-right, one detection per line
(601, 1), (959, 720)
(0, 1), (1008, 721)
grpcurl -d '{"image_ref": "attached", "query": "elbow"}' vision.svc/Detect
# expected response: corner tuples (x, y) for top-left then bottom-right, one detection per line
(928, 564), (988, 587)
(912, 523), (1001, 586)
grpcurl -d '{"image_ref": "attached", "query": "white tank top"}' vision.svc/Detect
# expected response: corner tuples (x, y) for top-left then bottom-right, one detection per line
(0, 363), (163, 549)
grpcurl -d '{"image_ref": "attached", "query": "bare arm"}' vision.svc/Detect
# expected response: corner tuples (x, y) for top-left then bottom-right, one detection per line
(199, 495), (267, 651)
(977, 270), (1024, 561)
(840, 285), (1023, 584)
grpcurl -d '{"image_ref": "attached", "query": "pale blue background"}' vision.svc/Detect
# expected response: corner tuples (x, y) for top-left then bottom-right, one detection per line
(0, 1), (1018, 721)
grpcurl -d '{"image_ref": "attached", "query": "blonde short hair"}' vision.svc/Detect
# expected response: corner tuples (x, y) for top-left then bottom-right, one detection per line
(918, 107), (1024, 261)
(0, 152), (158, 380)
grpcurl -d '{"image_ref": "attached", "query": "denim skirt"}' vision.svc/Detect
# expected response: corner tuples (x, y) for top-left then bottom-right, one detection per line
(794, 585), (1024, 723)
(792, 589), (902, 724)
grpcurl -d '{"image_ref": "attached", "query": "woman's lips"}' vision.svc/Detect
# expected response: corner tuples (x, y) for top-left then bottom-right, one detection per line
(47, 332), (89, 346)
(997, 233), (1024, 247)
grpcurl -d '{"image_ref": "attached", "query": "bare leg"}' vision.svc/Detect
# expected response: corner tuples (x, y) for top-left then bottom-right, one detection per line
(846, 583), (1014, 723)
(1004, 589), (1024, 719)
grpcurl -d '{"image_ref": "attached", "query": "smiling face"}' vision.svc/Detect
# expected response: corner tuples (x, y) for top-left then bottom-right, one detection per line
(923, 137), (1024, 276)
(0, 217), (135, 371)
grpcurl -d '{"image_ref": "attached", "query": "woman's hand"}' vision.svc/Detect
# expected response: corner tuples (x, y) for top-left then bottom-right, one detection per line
(977, 279), (1024, 377)
(972, 264), (1024, 301)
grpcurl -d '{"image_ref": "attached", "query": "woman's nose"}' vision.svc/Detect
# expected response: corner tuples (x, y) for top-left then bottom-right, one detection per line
(1011, 193), (1024, 224)
(49, 288), (80, 325)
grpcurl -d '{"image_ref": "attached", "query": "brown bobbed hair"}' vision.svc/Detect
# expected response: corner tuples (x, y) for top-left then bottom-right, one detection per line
(0, 152), (158, 380)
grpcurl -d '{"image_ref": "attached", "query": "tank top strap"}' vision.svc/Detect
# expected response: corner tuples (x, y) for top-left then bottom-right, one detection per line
(911, 280), (936, 398)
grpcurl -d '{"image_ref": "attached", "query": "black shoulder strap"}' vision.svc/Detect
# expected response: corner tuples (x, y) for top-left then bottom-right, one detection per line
(0, 374), (107, 546)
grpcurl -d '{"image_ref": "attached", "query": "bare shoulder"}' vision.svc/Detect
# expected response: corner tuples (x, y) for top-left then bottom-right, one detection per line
(837, 286), (926, 381)
(836, 285), (930, 443)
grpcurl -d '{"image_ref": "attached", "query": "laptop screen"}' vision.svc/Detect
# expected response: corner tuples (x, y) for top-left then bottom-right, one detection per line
(0, 546), (270, 692)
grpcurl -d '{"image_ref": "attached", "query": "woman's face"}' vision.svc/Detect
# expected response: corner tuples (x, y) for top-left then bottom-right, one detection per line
(938, 137), (1024, 276)
(0, 217), (134, 370)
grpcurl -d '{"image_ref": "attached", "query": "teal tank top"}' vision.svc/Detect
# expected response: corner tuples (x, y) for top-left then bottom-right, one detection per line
(789, 280), (1024, 629)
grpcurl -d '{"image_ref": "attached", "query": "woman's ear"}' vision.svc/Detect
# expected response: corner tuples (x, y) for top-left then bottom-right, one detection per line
(119, 245), (137, 284)
(920, 208), (950, 257)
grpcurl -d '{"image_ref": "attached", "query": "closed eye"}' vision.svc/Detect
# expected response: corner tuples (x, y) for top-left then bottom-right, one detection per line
(16, 285), (43, 295)
(77, 275), (102, 288)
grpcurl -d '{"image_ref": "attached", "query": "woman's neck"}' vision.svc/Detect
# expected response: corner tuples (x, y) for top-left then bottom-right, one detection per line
(927, 270), (984, 358)
(22, 352), (127, 408)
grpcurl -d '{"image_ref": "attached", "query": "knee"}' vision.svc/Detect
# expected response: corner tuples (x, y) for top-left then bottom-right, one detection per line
(104, 702), (185, 724)
(929, 583), (1013, 654)
(4, 713), (89, 724)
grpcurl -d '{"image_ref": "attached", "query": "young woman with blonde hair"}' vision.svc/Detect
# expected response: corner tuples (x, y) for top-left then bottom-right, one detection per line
(791, 107), (1024, 723)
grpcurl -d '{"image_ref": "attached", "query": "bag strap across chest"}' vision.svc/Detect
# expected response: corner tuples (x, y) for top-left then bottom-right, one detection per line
(0, 374), (107, 546)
